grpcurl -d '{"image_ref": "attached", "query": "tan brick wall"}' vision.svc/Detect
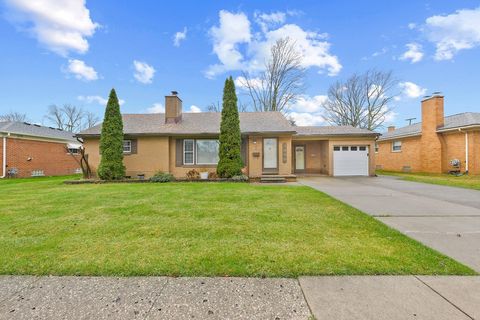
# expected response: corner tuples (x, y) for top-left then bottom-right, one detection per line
(83, 136), (170, 178)
(441, 130), (480, 175)
(375, 136), (422, 172)
(473, 131), (480, 175)
(3, 137), (81, 178)
(375, 129), (480, 175)
(0, 138), (4, 177)
(247, 135), (293, 177)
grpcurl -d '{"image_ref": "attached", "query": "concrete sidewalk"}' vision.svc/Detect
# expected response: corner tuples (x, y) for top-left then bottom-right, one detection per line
(1, 276), (479, 319)
(0, 276), (309, 320)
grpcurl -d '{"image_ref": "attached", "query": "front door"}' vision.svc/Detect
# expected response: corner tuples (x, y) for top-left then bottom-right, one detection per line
(263, 138), (278, 173)
(295, 145), (305, 172)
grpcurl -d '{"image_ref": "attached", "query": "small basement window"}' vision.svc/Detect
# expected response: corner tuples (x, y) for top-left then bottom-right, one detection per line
(31, 170), (45, 177)
(68, 148), (79, 154)
(392, 140), (402, 152)
(123, 140), (132, 153)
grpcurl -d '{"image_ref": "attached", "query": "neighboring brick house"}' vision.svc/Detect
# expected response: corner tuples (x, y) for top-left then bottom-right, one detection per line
(375, 94), (480, 175)
(78, 91), (378, 181)
(0, 121), (82, 178)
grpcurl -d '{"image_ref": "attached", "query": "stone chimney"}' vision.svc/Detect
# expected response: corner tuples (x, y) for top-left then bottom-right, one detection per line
(420, 92), (444, 173)
(387, 126), (396, 132)
(165, 91), (182, 123)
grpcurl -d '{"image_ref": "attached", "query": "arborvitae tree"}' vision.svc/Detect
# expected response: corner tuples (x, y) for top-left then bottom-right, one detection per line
(217, 77), (243, 178)
(97, 89), (125, 180)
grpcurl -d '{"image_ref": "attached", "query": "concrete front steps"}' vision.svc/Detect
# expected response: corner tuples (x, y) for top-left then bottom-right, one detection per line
(259, 174), (297, 183)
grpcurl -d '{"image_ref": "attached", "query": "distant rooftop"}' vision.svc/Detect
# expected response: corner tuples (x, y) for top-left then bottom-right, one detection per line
(294, 126), (378, 136)
(0, 121), (77, 142)
(379, 112), (480, 141)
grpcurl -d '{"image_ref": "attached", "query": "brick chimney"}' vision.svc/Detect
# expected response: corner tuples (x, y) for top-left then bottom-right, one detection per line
(420, 92), (444, 173)
(388, 126), (396, 132)
(165, 91), (182, 123)
(421, 93), (444, 132)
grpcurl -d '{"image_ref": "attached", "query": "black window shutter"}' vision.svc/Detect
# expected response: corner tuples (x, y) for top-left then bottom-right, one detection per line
(130, 139), (138, 154)
(241, 138), (248, 166)
(176, 139), (183, 167)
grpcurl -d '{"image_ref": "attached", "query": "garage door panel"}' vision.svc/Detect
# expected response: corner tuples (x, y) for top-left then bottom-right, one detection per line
(333, 146), (369, 176)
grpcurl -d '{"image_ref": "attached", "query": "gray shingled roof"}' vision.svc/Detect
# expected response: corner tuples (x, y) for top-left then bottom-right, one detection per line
(379, 112), (480, 141)
(294, 125), (378, 136)
(78, 112), (296, 136)
(0, 121), (77, 142)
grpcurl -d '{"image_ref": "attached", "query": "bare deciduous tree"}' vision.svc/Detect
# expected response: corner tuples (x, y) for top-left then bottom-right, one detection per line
(85, 111), (100, 128)
(0, 112), (28, 122)
(207, 101), (248, 112)
(46, 104), (99, 132)
(238, 37), (305, 113)
(322, 70), (398, 130)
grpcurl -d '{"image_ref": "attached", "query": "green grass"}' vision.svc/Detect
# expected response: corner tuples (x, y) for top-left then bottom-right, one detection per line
(0, 176), (474, 276)
(377, 170), (480, 191)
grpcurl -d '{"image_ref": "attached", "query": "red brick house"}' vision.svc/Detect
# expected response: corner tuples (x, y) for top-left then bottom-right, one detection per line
(375, 94), (480, 175)
(0, 121), (82, 178)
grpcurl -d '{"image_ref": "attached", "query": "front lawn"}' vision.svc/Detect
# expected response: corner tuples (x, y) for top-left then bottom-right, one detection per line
(378, 170), (480, 191)
(0, 176), (474, 276)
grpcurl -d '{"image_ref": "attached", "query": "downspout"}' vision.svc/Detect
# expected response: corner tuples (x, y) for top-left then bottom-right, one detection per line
(1, 134), (7, 178)
(459, 128), (469, 174)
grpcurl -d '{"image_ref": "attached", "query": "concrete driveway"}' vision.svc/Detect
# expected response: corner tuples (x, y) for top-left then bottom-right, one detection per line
(299, 176), (480, 272)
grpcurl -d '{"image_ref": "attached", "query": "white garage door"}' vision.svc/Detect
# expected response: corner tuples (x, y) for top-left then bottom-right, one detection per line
(333, 145), (369, 176)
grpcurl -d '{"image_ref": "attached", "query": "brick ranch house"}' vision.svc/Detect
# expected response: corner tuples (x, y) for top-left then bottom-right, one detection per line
(78, 92), (378, 180)
(0, 121), (82, 178)
(375, 94), (480, 175)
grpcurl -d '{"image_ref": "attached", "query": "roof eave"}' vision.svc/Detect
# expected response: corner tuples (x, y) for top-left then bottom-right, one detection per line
(77, 130), (297, 137)
(378, 132), (421, 141)
(294, 133), (378, 138)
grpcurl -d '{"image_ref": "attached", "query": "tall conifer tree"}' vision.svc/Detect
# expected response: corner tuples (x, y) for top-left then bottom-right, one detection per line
(217, 77), (243, 178)
(98, 88), (125, 180)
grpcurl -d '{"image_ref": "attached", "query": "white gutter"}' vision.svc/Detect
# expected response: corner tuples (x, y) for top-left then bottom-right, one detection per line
(437, 124), (480, 133)
(1, 134), (6, 178)
(458, 128), (469, 174)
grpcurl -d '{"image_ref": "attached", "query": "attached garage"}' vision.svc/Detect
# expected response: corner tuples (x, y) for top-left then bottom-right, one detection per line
(333, 145), (369, 176)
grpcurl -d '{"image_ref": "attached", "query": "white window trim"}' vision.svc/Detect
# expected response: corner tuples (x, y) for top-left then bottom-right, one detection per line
(123, 140), (132, 153)
(195, 139), (219, 165)
(391, 140), (402, 152)
(183, 139), (195, 165)
(375, 143), (379, 153)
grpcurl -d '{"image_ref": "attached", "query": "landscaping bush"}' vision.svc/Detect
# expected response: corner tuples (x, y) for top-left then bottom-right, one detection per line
(186, 169), (200, 180)
(150, 172), (174, 183)
(231, 174), (249, 182)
